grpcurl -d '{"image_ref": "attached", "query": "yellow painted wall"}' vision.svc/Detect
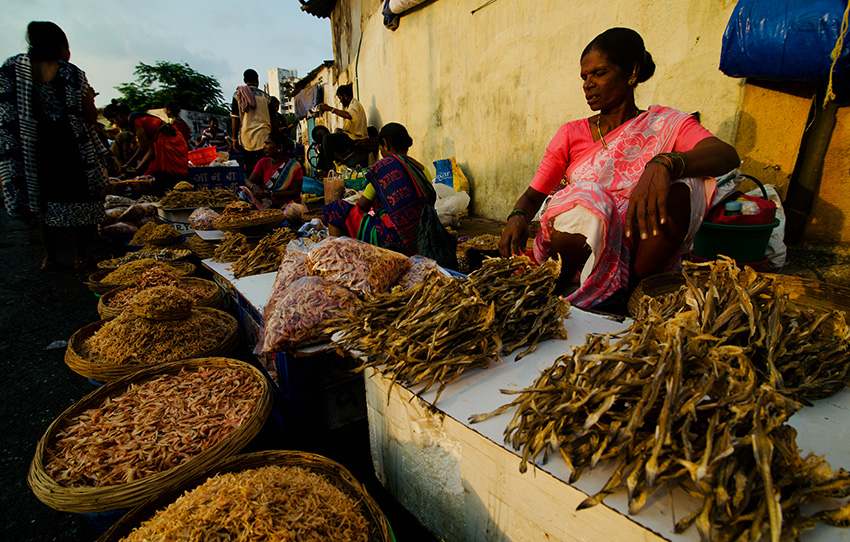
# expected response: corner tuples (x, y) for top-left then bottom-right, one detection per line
(330, 0), (744, 219)
(806, 107), (850, 244)
(735, 84), (811, 198)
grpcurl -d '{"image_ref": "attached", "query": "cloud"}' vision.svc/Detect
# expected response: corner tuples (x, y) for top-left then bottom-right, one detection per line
(0, 0), (333, 106)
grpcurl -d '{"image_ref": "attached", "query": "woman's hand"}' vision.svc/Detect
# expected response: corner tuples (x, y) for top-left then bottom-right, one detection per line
(625, 162), (672, 240)
(500, 215), (530, 257)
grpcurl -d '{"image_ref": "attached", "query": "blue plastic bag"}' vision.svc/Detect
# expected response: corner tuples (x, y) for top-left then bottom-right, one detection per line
(720, 0), (849, 95)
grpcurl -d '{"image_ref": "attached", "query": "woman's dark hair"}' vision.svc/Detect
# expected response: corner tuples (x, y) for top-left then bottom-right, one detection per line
(581, 27), (656, 84)
(311, 125), (330, 143)
(27, 21), (69, 62)
(103, 100), (130, 121)
(336, 84), (354, 98)
(379, 122), (413, 153)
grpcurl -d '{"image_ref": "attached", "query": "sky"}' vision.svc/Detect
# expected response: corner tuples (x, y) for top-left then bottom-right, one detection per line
(0, 0), (334, 107)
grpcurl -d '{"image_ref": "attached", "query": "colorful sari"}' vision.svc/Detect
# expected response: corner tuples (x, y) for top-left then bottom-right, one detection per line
(533, 105), (712, 308)
(323, 153), (433, 254)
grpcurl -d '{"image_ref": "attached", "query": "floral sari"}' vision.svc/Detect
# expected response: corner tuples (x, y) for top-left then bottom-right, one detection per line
(533, 105), (707, 308)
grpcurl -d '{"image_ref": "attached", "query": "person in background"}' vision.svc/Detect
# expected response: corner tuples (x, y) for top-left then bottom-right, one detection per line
(323, 123), (434, 255)
(499, 27), (740, 309)
(310, 124), (332, 175)
(109, 123), (138, 166)
(0, 21), (109, 270)
(197, 117), (228, 150)
(165, 102), (191, 144)
(241, 137), (303, 209)
(231, 69), (271, 175)
(104, 101), (189, 193)
(316, 84), (367, 170)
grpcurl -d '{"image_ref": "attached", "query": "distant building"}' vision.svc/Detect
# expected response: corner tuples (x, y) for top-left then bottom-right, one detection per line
(265, 68), (299, 114)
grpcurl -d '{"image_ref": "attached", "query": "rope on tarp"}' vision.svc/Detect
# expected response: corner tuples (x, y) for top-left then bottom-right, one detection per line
(824, 0), (850, 107)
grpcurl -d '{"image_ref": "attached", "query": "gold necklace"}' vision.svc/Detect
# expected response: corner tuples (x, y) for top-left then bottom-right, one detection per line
(595, 116), (608, 149)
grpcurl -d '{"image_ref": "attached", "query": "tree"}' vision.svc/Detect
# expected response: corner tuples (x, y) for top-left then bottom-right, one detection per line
(115, 61), (228, 115)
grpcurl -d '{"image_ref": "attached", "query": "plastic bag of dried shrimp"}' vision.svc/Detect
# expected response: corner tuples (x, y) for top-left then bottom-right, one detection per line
(263, 250), (310, 324)
(262, 276), (359, 352)
(396, 255), (450, 291)
(188, 207), (220, 231)
(306, 237), (411, 297)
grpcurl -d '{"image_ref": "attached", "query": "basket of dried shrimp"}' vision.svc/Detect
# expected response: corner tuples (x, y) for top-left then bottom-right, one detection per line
(97, 277), (222, 319)
(66, 287), (238, 381)
(86, 260), (196, 294)
(97, 450), (392, 542)
(28, 357), (272, 514)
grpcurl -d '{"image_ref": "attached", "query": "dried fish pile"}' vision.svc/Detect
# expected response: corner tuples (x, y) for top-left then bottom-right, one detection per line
(129, 222), (157, 246)
(101, 259), (181, 286)
(45, 367), (261, 487)
(461, 233), (501, 252)
(158, 188), (235, 209)
(121, 465), (368, 542)
(329, 278), (501, 402)
(470, 259), (850, 540)
(231, 228), (296, 278)
(83, 299), (233, 367)
(97, 248), (191, 270)
(181, 235), (216, 259)
(468, 257), (569, 359)
(308, 237), (411, 296)
(213, 232), (252, 263)
(212, 208), (285, 230)
(143, 224), (181, 246)
(129, 286), (193, 320)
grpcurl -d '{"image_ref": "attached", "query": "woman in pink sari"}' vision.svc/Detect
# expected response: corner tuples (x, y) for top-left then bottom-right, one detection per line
(500, 28), (740, 309)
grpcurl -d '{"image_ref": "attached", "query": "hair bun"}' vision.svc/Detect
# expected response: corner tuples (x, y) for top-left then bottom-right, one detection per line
(638, 50), (656, 83)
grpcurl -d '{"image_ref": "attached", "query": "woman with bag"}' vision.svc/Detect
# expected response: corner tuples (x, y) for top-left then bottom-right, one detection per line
(323, 123), (455, 266)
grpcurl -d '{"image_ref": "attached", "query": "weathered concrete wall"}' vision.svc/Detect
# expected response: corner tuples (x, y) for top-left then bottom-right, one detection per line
(807, 107), (850, 244)
(330, 0), (744, 219)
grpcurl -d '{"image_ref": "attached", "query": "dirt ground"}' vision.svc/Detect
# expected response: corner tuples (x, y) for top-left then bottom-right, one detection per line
(0, 213), (432, 541)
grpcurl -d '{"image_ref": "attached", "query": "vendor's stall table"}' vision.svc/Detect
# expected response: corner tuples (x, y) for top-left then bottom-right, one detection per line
(363, 309), (850, 542)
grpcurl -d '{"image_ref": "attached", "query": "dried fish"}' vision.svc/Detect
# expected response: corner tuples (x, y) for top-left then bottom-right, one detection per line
(212, 207), (285, 230)
(471, 258), (850, 539)
(231, 228), (296, 278)
(468, 256), (569, 358)
(328, 277), (501, 403)
(158, 188), (235, 209)
(121, 465), (368, 542)
(97, 248), (191, 270)
(101, 259), (184, 286)
(213, 232), (252, 263)
(45, 366), (261, 487)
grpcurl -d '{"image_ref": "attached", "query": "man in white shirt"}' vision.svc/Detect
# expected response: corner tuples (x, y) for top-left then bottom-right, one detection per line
(316, 84), (369, 171)
(230, 69), (272, 175)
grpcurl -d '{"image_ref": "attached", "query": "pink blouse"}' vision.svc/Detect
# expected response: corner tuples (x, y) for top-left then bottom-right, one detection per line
(529, 113), (714, 195)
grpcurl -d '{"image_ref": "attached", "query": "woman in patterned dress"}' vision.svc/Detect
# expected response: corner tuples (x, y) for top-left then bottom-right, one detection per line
(499, 28), (740, 309)
(0, 22), (109, 270)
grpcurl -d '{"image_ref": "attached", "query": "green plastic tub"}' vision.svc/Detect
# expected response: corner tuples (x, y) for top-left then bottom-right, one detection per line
(693, 218), (780, 262)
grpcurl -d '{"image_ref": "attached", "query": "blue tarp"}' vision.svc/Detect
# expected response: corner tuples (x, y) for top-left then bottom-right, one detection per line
(721, 0), (849, 97)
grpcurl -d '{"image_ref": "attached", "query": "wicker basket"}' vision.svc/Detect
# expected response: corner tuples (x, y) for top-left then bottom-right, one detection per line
(87, 262), (196, 294)
(64, 308), (239, 381)
(97, 450), (392, 542)
(28, 357), (272, 514)
(628, 271), (850, 317)
(97, 278), (223, 319)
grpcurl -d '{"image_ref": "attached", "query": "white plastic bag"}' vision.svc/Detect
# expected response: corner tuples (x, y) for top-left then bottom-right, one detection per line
(434, 183), (470, 227)
(389, 0), (430, 15)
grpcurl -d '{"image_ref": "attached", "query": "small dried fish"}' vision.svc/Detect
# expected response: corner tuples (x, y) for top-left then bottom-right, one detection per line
(231, 228), (296, 278)
(213, 232), (252, 263)
(158, 188), (235, 209)
(121, 465), (368, 542)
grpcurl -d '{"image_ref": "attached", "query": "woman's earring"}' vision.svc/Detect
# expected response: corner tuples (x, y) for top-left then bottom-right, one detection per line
(629, 77), (637, 87)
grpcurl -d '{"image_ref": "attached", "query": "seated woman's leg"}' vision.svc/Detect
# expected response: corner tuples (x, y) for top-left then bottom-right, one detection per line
(632, 183), (691, 279)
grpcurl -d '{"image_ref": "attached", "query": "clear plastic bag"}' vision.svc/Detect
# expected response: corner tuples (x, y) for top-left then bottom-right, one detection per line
(188, 207), (221, 231)
(396, 256), (446, 291)
(263, 250), (310, 324)
(261, 276), (359, 352)
(307, 237), (411, 296)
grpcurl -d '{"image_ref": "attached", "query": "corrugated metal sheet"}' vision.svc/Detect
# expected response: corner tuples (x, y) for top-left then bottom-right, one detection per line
(299, 0), (337, 18)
